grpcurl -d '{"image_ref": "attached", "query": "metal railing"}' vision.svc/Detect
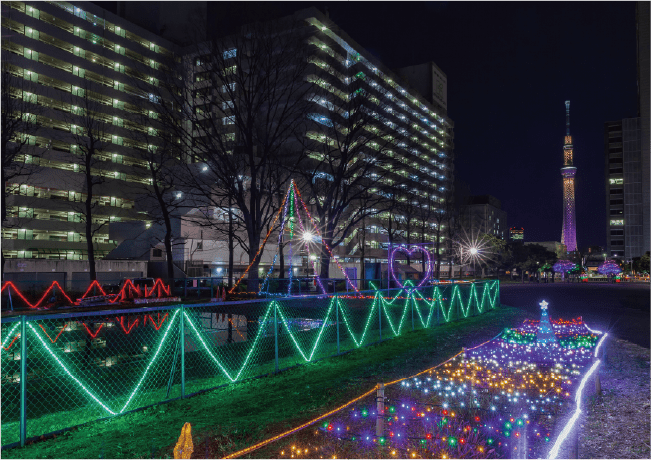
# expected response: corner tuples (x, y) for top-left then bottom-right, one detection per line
(0, 281), (499, 450)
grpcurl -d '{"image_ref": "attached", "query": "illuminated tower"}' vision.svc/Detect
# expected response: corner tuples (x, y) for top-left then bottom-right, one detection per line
(561, 101), (577, 252)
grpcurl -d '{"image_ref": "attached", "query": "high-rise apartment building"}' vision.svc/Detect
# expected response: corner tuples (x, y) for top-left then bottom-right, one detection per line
(2, 1), (176, 263)
(2, 3), (455, 280)
(180, 7), (455, 276)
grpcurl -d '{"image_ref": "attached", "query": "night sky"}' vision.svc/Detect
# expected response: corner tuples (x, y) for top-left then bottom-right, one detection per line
(99, 1), (638, 249)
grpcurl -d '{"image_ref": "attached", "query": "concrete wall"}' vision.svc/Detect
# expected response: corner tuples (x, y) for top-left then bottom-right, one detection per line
(4, 259), (148, 291)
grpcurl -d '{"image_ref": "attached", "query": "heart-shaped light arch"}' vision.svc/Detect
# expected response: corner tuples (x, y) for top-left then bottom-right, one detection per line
(389, 245), (433, 289)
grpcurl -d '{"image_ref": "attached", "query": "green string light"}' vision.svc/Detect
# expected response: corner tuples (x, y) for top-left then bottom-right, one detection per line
(2, 282), (498, 422)
(2, 324), (19, 348)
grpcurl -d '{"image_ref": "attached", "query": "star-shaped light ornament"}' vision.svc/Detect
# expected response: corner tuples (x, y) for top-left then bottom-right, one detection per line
(539, 300), (549, 310)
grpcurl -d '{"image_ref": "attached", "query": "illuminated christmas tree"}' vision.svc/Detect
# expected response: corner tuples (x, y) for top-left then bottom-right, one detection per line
(536, 300), (557, 345)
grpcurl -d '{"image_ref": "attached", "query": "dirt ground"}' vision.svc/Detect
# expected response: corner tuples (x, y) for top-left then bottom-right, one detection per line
(578, 338), (650, 459)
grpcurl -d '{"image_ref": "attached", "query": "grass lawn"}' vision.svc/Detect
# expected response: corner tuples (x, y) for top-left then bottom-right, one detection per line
(2, 305), (529, 459)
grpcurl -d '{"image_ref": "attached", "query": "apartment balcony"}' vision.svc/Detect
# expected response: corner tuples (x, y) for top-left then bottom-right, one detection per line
(1, 239), (117, 252)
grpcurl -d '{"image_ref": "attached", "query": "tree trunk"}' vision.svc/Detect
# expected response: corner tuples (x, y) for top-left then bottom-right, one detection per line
(228, 201), (234, 288)
(84, 185), (96, 281)
(319, 227), (333, 280)
(319, 249), (331, 280)
(1, 168), (6, 282)
(164, 232), (174, 283)
(434, 231), (441, 279)
(278, 238), (285, 279)
(1, 253), (5, 283)
(360, 227), (366, 290)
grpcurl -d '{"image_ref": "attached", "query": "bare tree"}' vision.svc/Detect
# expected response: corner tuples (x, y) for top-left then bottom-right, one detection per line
(61, 82), (111, 281)
(152, 17), (315, 290)
(1, 65), (43, 279)
(132, 129), (185, 283)
(296, 77), (412, 279)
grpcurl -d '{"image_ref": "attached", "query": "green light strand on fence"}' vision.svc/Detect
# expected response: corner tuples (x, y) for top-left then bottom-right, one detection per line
(27, 323), (118, 416)
(2, 323), (20, 348)
(183, 303), (274, 382)
(277, 297), (336, 361)
(379, 294), (410, 337)
(27, 310), (180, 416)
(337, 294), (378, 347)
(119, 309), (180, 413)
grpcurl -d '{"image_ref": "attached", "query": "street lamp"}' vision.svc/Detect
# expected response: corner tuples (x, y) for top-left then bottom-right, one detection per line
(302, 231), (314, 243)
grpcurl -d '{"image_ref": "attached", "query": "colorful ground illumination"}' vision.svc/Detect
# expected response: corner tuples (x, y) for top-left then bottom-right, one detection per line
(274, 303), (604, 459)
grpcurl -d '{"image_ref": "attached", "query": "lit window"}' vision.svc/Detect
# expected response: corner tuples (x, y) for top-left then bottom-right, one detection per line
(223, 116), (235, 125)
(610, 219), (624, 226)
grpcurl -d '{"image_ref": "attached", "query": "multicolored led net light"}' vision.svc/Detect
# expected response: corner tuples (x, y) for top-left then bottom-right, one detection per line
(597, 260), (622, 276)
(273, 301), (604, 459)
(552, 260), (576, 274)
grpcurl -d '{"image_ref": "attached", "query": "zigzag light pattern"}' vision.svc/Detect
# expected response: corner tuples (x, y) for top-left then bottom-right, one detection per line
(1, 283), (497, 426)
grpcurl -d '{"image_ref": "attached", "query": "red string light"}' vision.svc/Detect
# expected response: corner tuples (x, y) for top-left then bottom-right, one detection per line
(79, 280), (107, 299)
(1, 278), (172, 310)
(2, 335), (20, 351)
(39, 323), (68, 343)
(146, 312), (169, 330)
(81, 323), (104, 338)
(0, 281), (74, 309)
(116, 316), (139, 334)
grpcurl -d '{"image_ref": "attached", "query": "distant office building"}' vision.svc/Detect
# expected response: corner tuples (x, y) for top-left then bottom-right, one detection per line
(460, 195), (507, 239)
(603, 2), (649, 261)
(509, 227), (524, 241)
(604, 119), (644, 260)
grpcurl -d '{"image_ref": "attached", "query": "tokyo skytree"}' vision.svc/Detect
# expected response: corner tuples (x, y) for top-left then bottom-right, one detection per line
(561, 101), (577, 252)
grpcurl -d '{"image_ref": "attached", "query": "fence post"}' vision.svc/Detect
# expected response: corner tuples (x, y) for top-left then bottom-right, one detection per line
(378, 294), (382, 341)
(20, 315), (27, 447)
(180, 305), (185, 399)
(274, 302), (279, 373)
(336, 296), (340, 354)
(376, 383), (385, 437)
(411, 291), (415, 331)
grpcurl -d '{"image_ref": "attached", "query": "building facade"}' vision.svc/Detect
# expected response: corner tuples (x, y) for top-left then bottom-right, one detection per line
(2, 3), (455, 281)
(460, 195), (507, 240)
(2, 1), (176, 266)
(637, 1), (650, 258)
(181, 7), (455, 277)
(604, 118), (645, 260)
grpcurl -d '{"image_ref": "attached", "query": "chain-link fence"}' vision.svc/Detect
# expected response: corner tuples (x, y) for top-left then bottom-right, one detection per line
(0, 281), (499, 448)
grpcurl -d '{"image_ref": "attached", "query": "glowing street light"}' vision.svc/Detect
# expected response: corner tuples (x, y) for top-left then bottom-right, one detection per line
(302, 231), (314, 242)
(470, 247), (478, 255)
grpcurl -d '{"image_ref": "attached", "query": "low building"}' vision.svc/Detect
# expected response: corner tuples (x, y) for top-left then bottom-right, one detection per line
(460, 195), (508, 239)
(525, 241), (566, 259)
(509, 227), (524, 241)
